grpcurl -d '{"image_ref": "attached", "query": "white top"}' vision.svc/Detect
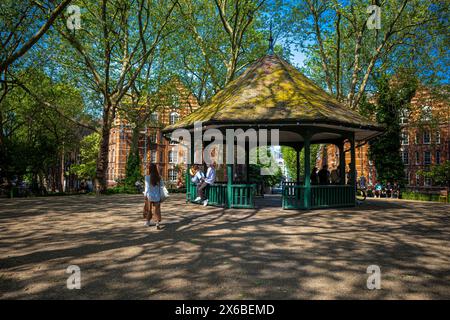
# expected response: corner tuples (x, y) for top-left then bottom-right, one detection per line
(144, 175), (164, 202)
(192, 170), (205, 184)
(205, 167), (216, 185)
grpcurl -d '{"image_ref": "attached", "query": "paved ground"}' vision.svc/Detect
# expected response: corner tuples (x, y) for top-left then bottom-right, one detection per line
(0, 194), (449, 299)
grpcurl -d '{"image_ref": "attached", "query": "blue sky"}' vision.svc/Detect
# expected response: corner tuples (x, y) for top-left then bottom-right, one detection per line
(291, 49), (306, 68)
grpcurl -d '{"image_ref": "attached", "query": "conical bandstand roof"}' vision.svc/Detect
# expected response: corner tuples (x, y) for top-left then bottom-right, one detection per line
(164, 55), (383, 142)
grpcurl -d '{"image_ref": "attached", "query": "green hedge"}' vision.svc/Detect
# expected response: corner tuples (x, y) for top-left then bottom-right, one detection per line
(106, 185), (140, 195)
(400, 190), (449, 203)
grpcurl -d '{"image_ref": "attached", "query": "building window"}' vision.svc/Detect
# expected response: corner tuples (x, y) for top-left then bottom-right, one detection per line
(415, 132), (420, 144)
(401, 151), (409, 164)
(421, 105), (432, 121)
(424, 151), (431, 165)
(424, 177), (432, 187)
(168, 150), (177, 163)
(168, 169), (178, 182)
(415, 152), (420, 165)
(171, 94), (180, 108)
(436, 150), (441, 165)
(150, 112), (159, 123)
(436, 131), (441, 144)
(150, 132), (157, 143)
(415, 174), (421, 186)
(400, 131), (409, 145)
(151, 150), (157, 163)
(423, 131), (431, 144)
(160, 151), (163, 163)
(400, 109), (409, 124)
(169, 112), (180, 125)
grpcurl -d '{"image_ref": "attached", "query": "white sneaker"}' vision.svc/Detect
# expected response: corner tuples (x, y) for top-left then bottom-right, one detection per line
(194, 197), (201, 202)
(144, 221), (151, 227)
(203, 199), (208, 206)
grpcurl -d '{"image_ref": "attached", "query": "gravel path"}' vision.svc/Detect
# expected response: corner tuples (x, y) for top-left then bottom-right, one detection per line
(0, 194), (449, 299)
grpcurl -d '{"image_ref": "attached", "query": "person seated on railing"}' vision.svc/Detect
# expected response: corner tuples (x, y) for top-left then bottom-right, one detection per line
(189, 164), (198, 179)
(195, 162), (216, 207)
(190, 164), (203, 185)
(318, 165), (330, 185)
(311, 167), (319, 185)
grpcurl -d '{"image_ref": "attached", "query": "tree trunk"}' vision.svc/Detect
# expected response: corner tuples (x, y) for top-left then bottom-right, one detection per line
(96, 110), (112, 192)
(60, 148), (65, 193)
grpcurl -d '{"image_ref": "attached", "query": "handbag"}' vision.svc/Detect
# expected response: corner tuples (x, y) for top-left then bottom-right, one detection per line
(159, 181), (169, 203)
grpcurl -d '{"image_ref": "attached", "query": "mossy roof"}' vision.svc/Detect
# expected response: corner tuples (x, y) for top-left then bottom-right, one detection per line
(163, 55), (383, 133)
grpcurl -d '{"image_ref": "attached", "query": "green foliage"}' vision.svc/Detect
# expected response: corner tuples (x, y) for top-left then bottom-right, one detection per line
(125, 149), (142, 187)
(1, 68), (86, 191)
(281, 145), (320, 181)
(401, 190), (449, 203)
(418, 161), (450, 188)
(367, 72), (418, 185)
(69, 133), (100, 180)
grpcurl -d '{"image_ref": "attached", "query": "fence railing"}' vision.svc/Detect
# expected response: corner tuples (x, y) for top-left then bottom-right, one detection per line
(282, 183), (355, 209)
(187, 182), (256, 208)
(230, 184), (256, 209)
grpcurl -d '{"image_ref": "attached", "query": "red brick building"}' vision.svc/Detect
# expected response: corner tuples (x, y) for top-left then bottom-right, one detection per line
(106, 80), (199, 187)
(317, 86), (449, 191)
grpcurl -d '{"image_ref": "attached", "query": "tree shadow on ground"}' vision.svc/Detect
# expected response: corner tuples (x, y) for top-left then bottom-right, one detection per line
(0, 194), (449, 299)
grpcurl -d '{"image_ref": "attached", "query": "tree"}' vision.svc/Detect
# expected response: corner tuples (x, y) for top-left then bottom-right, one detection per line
(418, 161), (450, 189)
(367, 72), (418, 185)
(281, 145), (320, 181)
(69, 133), (101, 181)
(290, 0), (448, 109)
(0, 0), (72, 73)
(0, 68), (88, 192)
(53, 0), (179, 192)
(172, 0), (269, 103)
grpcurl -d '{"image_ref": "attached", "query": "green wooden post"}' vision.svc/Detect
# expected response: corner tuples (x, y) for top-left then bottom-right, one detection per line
(187, 137), (195, 202)
(296, 149), (300, 184)
(350, 133), (356, 204)
(227, 164), (233, 208)
(338, 142), (346, 185)
(304, 132), (311, 209)
(245, 141), (250, 183)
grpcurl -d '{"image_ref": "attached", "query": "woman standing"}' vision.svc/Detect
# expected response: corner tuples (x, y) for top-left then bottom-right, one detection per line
(144, 164), (163, 230)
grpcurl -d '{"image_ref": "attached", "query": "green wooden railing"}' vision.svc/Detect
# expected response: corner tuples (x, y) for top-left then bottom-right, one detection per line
(282, 184), (306, 209)
(230, 184), (256, 208)
(186, 181), (256, 208)
(208, 184), (228, 206)
(282, 183), (355, 209)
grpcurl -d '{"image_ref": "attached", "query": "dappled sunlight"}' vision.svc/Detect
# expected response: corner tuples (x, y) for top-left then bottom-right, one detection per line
(0, 194), (449, 299)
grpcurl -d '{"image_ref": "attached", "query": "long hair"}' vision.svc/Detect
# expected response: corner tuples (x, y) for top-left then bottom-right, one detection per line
(149, 163), (161, 186)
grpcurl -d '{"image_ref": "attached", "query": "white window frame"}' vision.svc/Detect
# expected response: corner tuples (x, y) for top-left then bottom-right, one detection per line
(168, 169), (178, 182)
(168, 150), (177, 163)
(151, 150), (157, 163)
(401, 131), (409, 145)
(423, 131), (431, 144)
(169, 112), (180, 125)
(424, 151), (431, 165)
(415, 174), (421, 186)
(150, 112), (159, 123)
(421, 105), (432, 121)
(401, 151), (409, 165)
(400, 109), (409, 124)
(436, 150), (441, 165)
